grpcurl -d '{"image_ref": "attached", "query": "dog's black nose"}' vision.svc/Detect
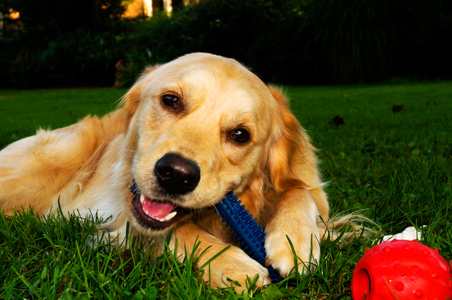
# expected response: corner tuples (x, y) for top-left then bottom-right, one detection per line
(154, 153), (200, 195)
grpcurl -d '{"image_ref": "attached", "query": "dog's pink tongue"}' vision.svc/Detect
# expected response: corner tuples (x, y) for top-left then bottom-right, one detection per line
(142, 198), (176, 218)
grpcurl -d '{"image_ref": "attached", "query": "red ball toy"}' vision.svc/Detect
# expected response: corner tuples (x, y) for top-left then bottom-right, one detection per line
(351, 239), (452, 300)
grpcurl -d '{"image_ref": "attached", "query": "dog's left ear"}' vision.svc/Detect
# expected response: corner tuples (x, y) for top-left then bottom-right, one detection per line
(120, 65), (160, 123)
(265, 86), (329, 218)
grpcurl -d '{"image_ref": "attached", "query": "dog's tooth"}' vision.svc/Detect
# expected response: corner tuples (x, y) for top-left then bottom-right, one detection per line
(162, 211), (177, 221)
(140, 194), (145, 203)
(152, 211), (178, 222)
(154, 211), (178, 222)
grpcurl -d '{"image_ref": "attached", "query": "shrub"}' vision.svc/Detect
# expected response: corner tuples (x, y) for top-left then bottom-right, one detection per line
(301, 0), (397, 84)
(389, 0), (452, 79)
(136, 0), (310, 84)
(1, 0), (450, 87)
(8, 30), (122, 87)
(7, 0), (125, 35)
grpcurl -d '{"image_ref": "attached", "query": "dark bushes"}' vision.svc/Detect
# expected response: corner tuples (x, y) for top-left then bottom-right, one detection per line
(389, 0), (452, 80)
(301, 0), (397, 83)
(8, 0), (125, 35)
(1, 0), (451, 88)
(8, 30), (123, 87)
(1, 0), (127, 87)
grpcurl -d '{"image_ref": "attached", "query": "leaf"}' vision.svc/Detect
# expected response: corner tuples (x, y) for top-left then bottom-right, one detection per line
(411, 148), (420, 156)
(262, 284), (285, 300)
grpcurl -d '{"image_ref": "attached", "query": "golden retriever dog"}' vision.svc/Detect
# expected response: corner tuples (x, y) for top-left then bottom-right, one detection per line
(0, 53), (354, 291)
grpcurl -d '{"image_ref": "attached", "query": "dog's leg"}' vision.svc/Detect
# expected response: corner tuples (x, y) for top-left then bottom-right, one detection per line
(0, 114), (125, 215)
(169, 222), (270, 292)
(0, 133), (62, 214)
(264, 188), (322, 277)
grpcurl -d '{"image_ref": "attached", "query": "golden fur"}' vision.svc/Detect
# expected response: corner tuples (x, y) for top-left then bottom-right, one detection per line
(0, 53), (353, 291)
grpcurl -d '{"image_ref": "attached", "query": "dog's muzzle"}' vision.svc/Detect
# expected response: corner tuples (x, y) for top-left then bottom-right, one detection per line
(130, 180), (191, 230)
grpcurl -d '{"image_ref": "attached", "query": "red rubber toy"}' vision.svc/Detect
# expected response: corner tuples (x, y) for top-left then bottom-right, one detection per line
(351, 239), (452, 300)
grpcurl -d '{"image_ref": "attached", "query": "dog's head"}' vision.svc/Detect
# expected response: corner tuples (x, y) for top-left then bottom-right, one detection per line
(120, 53), (320, 234)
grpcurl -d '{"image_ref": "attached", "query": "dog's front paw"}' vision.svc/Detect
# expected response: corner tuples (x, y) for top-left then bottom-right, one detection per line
(265, 224), (320, 277)
(201, 246), (271, 293)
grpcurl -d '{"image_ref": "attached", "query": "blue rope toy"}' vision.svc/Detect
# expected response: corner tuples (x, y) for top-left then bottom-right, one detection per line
(215, 192), (281, 283)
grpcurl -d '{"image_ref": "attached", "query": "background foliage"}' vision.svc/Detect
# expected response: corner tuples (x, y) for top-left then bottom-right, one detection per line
(1, 0), (451, 88)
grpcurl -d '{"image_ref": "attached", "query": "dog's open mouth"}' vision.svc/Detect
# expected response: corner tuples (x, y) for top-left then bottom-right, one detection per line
(131, 182), (190, 230)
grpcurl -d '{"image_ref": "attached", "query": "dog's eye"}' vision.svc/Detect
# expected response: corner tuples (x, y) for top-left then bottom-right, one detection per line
(229, 128), (250, 144)
(162, 94), (181, 110)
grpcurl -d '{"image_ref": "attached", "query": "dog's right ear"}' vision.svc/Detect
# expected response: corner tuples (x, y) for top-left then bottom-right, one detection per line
(265, 86), (330, 220)
(120, 65), (160, 123)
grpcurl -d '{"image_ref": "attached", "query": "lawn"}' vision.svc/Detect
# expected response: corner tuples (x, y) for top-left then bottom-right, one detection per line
(1, 81), (451, 299)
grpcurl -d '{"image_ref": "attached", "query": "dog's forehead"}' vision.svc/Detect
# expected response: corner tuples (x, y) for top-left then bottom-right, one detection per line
(149, 54), (271, 111)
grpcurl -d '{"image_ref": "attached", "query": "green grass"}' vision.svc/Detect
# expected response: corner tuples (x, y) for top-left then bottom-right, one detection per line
(1, 82), (452, 299)
(0, 89), (125, 149)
